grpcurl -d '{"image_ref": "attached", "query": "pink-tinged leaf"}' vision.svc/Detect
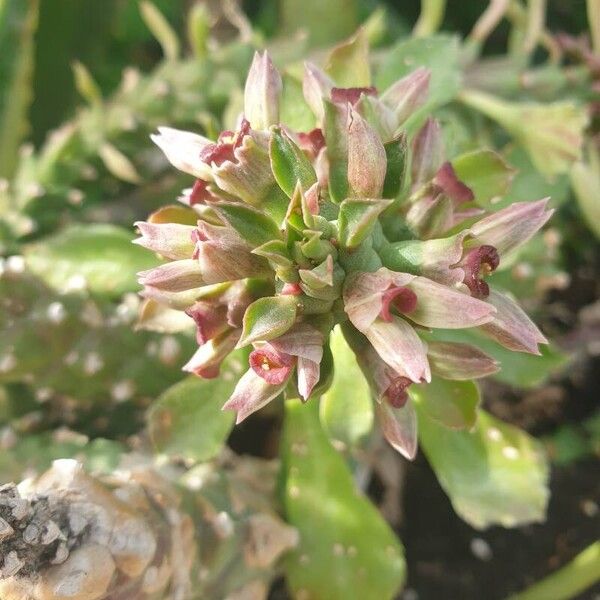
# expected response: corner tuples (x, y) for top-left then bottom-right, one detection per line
(407, 277), (496, 329)
(244, 51), (282, 130)
(222, 368), (289, 423)
(377, 400), (418, 460)
(468, 198), (553, 256)
(411, 118), (444, 186)
(381, 232), (469, 287)
(185, 301), (229, 344)
(297, 357), (321, 400)
(212, 131), (277, 206)
(365, 316), (431, 383)
(151, 127), (213, 179)
(479, 290), (548, 354)
(138, 259), (204, 292)
(433, 162), (474, 203)
(237, 295), (298, 348)
(303, 62), (334, 121)
(427, 342), (499, 380)
(140, 286), (206, 310)
(380, 67), (430, 125)
(331, 86), (377, 105)
(347, 107), (386, 198)
(338, 197), (393, 249)
(133, 222), (196, 260)
(182, 329), (239, 378)
(344, 270), (416, 332)
(406, 193), (453, 239)
(299, 255), (334, 289)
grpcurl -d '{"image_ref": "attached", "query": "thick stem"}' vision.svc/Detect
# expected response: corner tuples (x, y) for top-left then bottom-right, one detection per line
(413, 0), (446, 37)
(507, 541), (600, 600)
(587, 0), (600, 55)
(0, 453), (298, 600)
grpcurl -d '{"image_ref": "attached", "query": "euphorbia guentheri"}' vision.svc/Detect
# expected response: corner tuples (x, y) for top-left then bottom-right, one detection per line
(136, 51), (551, 459)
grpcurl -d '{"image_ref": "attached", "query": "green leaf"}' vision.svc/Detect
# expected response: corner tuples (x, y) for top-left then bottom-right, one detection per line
(282, 399), (406, 599)
(325, 28), (371, 87)
(72, 60), (102, 105)
(214, 202), (281, 247)
(280, 72), (316, 132)
(139, 0), (180, 60)
(338, 198), (392, 249)
(320, 327), (374, 447)
(270, 126), (317, 198)
(570, 144), (600, 239)
(148, 358), (244, 461)
(238, 295), (298, 347)
(409, 377), (479, 430)
(376, 34), (461, 124)
(323, 100), (349, 203)
(383, 134), (408, 199)
(416, 406), (550, 529)
(452, 149), (516, 207)
(99, 142), (142, 184)
(24, 224), (158, 298)
(0, 0), (39, 178)
(426, 328), (567, 389)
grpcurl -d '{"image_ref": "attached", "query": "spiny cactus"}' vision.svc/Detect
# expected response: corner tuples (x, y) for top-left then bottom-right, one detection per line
(0, 451), (297, 600)
(135, 46), (553, 459)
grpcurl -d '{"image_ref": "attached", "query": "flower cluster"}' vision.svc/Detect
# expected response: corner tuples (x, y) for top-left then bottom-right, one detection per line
(135, 51), (551, 458)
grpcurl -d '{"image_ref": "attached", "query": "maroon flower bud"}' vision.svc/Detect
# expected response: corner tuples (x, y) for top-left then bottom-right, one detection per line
(281, 282), (302, 296)
(384, 376), (413, 409)
(249, 345), (296, 385)
(297, 128), (326, 159)
(433, 162), (474, 203)
(460, 245), (500, 299)
(185, 301), (229, 345)
(331, 86), (378, 106)
(380, 286), (418, 321)
(199, 119), (251, 167)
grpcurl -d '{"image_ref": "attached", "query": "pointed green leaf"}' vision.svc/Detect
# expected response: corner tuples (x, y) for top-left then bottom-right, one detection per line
(338, 198), (392, 249)
(282, 399), (405, 599)
(426, 328), (567, 389)
(139, 0), (180, 60)
(148, 356), (245, 461)
(270, 127), (317, 198)
(383, 134), (408, 198)
(252, 239), (293, 267)
(99, 142), (142, 184)
(299, 255), (333, 289)
(0, 0), (38, 178)
(376, 35), (461, 124)
(281, 72), (316, 131)
(214, 202), (280, 247)
(325, 29), (371, 87)
(452, 149), (516, 207)
(323, 99), (349, 203)
(416, 405), (549, 529)
(320, 327), (373, 446)
(72, 60), (102, 105)
(23, 224), (158, 298)
(238, 296), (298, 347)
(409, 377), (480, 430)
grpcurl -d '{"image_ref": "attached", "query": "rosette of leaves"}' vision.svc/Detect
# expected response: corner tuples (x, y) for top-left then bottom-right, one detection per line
(135, 33), (556, 599)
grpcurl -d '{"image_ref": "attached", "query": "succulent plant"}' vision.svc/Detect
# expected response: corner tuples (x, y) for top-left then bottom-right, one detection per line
(135, 45), (553, 460)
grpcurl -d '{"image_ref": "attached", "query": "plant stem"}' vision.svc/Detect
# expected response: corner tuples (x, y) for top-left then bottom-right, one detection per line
(507, 542), (600, 600)
(587, 0), (600, 55)
(413, 0), (446, 37)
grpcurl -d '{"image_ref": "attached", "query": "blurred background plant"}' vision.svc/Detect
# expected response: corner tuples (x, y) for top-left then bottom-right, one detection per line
(0, 1), (598, 599)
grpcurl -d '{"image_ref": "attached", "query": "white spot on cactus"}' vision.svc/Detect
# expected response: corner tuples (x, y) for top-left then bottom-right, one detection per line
(470, 537), (493, 561)
(83, 353), (104, 375)
(212, 511), (234, 539)
(67, 189), (84, 205)
(486, 427), (502, 441)
(5, 256), (25, 274)
(47, 302), (67, 324)
(64, 351), (79, 366)
(502, 446), (519, 460)
(111, 380), (135, 403)
(0, 354), (16, 373)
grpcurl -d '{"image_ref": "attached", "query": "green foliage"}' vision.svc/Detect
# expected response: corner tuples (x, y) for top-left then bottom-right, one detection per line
(417, 401), (550, 529)
(238, 296), (298, 347)
(24, 224), (158, 299)
(282, 399), (406, 599)
(319, 327), (373, 446)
